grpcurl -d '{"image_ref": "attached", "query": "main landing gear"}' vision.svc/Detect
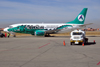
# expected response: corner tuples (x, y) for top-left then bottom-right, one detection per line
(45, 34), (50, 37)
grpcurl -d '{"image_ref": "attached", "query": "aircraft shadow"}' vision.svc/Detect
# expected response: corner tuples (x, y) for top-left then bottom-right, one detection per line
(45, 35), (55, 37)
(45, 36), (70, 38)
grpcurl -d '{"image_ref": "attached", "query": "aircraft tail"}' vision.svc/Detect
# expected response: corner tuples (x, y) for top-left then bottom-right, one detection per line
(66, 8), (88, 24)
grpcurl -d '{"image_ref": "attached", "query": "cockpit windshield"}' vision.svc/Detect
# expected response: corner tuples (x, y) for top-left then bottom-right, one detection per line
(9, 26), (13, 28)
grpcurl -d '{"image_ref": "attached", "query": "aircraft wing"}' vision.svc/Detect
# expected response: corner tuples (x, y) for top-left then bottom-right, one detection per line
(45, 25), (73, 34)
(45, 29), (61, 34)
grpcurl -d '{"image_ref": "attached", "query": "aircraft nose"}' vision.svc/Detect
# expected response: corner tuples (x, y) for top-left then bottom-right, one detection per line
(3, 27), (9, 32)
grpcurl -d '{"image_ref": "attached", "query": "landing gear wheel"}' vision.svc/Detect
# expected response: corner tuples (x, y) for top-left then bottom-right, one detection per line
(1, 36), (3, 38)
(45, 34), (50, 37)
(13, 35), (16, 37)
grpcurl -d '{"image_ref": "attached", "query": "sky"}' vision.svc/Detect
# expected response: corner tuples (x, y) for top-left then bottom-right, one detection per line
(0, 0), (100, 28)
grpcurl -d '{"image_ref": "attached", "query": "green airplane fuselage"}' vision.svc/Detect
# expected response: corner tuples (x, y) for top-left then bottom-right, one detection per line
(5, 8), (88, 36)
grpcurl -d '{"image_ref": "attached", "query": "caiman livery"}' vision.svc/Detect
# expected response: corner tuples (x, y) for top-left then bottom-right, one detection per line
(3, 8), (91, 36)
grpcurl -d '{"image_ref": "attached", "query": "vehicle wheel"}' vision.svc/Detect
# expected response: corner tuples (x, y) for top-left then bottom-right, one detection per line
(70, 42), (72, 45)
(85, 38), (88, 43)
(70, 42), (74, 45)
(72, 43), (75, 45)
(86, 40), (88, 43)
(80, 43), (82, 45)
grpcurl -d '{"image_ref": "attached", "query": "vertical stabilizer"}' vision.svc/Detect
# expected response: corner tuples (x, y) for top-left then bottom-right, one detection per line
(66, 8), (88, 24)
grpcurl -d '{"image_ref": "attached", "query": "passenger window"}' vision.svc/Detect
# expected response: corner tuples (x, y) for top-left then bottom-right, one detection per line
(33, 26), (35, 29)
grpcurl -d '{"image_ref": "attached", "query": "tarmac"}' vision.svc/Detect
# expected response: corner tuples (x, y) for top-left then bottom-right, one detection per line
(0, 36), (100, 67)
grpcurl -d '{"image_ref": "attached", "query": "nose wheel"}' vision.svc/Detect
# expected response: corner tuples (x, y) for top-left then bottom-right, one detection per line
(13, 34), (16, 37)
(10, 32), (16, 37)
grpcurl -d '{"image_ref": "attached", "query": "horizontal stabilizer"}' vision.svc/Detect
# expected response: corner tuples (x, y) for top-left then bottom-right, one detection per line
(80, 23), (93, 26)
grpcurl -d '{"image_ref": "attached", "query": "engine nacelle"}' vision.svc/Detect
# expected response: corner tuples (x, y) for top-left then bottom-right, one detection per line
(34, 30), (45, 36)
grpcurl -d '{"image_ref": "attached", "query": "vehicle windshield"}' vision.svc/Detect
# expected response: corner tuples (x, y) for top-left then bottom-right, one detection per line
(73, 32), (82, 35)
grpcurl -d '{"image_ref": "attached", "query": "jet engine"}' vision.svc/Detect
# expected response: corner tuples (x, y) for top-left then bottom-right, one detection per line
(34, 30), (45, 36)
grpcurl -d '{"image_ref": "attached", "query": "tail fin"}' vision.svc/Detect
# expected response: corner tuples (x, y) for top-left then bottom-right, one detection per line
(66, 8), (88, 24)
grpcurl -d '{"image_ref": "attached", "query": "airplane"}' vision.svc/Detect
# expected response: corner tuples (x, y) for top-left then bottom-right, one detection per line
(3, 8), (91, 36)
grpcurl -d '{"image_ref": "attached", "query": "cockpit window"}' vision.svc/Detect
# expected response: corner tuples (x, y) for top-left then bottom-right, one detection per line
(9, 26), (13, 28)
